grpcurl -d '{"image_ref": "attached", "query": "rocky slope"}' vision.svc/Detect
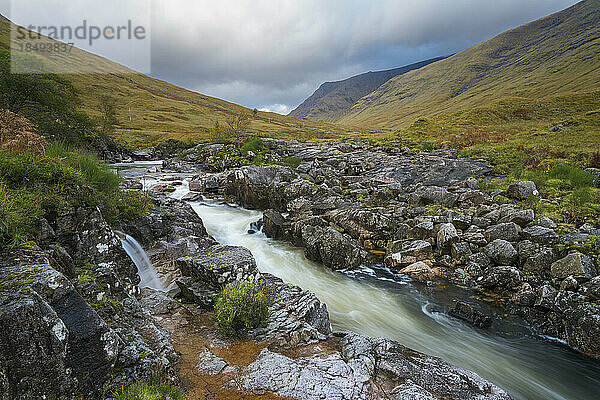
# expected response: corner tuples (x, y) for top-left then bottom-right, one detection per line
(181, 138), (600, 357)
(289, 56), (446, 123)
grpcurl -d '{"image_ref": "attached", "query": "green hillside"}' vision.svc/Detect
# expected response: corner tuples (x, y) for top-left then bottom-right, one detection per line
(339, 0), (600, 129)
(289, 57), (446, 122)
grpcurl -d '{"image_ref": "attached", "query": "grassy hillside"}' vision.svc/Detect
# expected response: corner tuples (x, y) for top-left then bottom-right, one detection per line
(0, 19), (345, 148)
(339, 0), (600, 129)
(289, 57), (446, 122)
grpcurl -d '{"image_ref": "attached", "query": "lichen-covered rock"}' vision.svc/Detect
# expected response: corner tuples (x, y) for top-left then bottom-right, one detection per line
(484, 222), (521, 242)
(224, 165), (295, 210)
(386, 240), (433, 268)
(176, 245), (260, 289)
(522, 226), (559, 245)
(449, 301), (493, 329)
(436, 223), (459, 254)
(0, 253), (120, 398)
(550, 253), (597, 281)
(484, 239), (518, 265)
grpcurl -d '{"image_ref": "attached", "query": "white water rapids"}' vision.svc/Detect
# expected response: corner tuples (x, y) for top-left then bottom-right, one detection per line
(112, 164), (600, 400)
(189, 200), (600, 400)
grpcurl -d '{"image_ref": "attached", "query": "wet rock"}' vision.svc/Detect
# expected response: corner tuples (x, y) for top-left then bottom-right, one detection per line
(197, 349), (227, 375)
(399, 262), (437, 281)
(506, 181), (538, 200)
(522, 226), (559, 245)
(484, 239), (518, 265)
(522, 247), (555, 274)
(248, 219), (264, 234)
(560, 276), (579, 292)
(534, 285), (558, 310)
(180, 191), (203, 201)
(550, 253), (597, 281)
(263, 209), (288, 240)
(386, 240), (433, 267)
(449, 301), (493, 329)
(224, 165), (294, 210)
(479, 266), (521, 290)
(296, 223), (367, 270)
(512, 283), (537, 307)
(176, 245), (260, 289)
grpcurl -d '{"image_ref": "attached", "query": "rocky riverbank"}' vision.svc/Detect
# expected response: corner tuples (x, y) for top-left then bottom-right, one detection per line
(176, 139), (600, 357)
(0, 161), (516, 400)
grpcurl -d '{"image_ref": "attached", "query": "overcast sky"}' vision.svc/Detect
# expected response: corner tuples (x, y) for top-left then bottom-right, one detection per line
(4, 0), (580, 114)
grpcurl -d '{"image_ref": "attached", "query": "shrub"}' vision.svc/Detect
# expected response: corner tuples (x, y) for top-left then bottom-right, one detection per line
(283, 156), (302, 169)
(240, 137), (263, 155)
(110, 382), (186, 400)
(421, 141), (435, 152)
(214, 280), (272, 338)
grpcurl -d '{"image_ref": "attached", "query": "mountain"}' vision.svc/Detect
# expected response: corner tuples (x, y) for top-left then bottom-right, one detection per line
(0, 19), (343, 148)
(337, 0), (600, 129)
(289, 57), (446, 122)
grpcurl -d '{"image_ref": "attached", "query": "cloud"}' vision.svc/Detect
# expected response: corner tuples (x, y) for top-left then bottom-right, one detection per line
(1, 0), (579, 114)
(259, 104), (292, 114)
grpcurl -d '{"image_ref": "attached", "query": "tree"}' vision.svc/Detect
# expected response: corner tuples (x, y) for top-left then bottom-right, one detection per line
(225, 113), (250, 148)
(252, 108), (258, 117)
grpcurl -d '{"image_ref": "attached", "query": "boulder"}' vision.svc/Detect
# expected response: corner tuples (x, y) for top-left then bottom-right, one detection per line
(407, 221), (434, 240)
(550, 253), (597, 281)
(451, 242), (472, 264)
(484, 239), (518, 265)
(479, 266), (521, 290)
(399, 262), (437, 281)
(580, 276), (600, 300)
(262, 209), (288, 240)
(387, 240), (433, 267)
(522, 226), (559, 245)
(224, 165), (294, 210)
(436, 223), (459, 254)
(484, 222), (520, 242)
(176, 245), (260, 289)
(506, 181), (538, 200)
(499, 209), (535, 226)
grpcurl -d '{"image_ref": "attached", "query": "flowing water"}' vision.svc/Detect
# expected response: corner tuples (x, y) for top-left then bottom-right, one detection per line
(188, 199), (600, 400)
(117, 232), (165, 291)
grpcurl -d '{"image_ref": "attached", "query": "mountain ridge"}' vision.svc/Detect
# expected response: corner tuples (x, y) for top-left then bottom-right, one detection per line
(337, 0), (600, 129)
(289, 56), (447, 122)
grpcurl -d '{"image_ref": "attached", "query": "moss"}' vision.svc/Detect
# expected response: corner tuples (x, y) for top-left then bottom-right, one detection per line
(109, 381), (187, 400)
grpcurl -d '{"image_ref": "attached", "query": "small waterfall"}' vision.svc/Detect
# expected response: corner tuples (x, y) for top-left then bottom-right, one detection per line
(115, 231), (165, 291)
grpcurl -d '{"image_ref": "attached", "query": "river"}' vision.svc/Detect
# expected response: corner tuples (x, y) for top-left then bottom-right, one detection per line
(187, 199), (600, 400)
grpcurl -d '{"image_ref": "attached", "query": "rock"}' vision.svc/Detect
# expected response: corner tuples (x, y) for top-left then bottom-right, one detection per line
(534, 285), (558, 310)
(451, 242), (472, 264)
(263, 209), (288, 240)
(550, 253), (597, 281)
(522, 247), (555, 274)
(175, 277), (215, 309)
(484, 239), (518, 265)
(409, 186), (458, 207)
(176, 245), (260, 289)
(0, 254), (120, 398)
(180, 191), (203, 201)
(327, 208), (397, 241)
(560, 276), (579, 292)
(484, 222), (521, 242)
(506, 181), (538, 200)
(436, 223), (459, 254)
(252, 275), (331, 346)
(340, 333), (511, 400)
(522, 226), (559, 245)
(387, 240), (433, 267)
(241, 349), (368, 400)
(296, 223), (367, 270)
(248, 219), (264, 234)
(391, 382), (437, 400)
(196, 349), (227, 375)
(408, 221), (434, 240)
(479, 266), (521, 290)
(580, 276), (600, 300)
(399, 262), (437, 281)
(224, 165), (294, 210)
(512, 283), (537, 307)
(531, 217), (557, 229)
(449, 301), (493, 329)
(499, 209), (535, 226)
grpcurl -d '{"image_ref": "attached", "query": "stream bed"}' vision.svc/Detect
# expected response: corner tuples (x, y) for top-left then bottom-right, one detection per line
(188, 199), (600, 400)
